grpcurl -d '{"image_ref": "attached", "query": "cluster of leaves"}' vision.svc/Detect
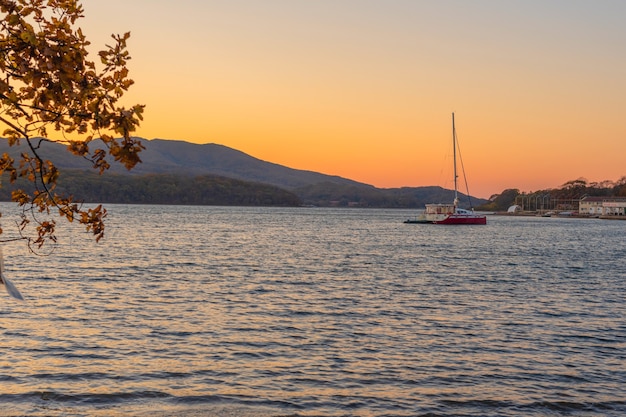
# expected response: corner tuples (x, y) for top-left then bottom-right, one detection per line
(0, 0), (144, 250)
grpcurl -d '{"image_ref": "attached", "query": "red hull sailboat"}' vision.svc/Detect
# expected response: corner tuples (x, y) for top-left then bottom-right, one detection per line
(405, 113), (486, 225)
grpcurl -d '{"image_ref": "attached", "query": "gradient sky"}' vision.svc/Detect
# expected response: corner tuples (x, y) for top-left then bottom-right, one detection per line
(79, 0), (626, 198)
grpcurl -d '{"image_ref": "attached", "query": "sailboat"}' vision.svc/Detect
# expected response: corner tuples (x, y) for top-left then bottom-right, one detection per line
(404, 113), (487, 225)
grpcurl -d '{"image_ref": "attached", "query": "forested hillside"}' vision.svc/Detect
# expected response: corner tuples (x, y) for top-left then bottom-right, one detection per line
(0, 170), (302, 207)
(293, 183), (486, 208)
(0, 138), (366, 189)
(0, 138), (490, 208)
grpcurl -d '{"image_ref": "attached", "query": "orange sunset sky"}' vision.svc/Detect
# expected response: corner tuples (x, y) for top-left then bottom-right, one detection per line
(80, 0), (625, 198)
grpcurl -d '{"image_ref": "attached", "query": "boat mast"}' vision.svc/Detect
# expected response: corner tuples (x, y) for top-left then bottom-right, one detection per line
(452, 112), (459, 206)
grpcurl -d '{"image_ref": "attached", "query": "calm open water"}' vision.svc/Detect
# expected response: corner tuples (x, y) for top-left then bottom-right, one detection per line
(0, 204), (624, 417)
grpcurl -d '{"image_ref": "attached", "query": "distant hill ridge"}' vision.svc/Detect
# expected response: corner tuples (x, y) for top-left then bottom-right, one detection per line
(0, 138), (368, 189)
(0, 138), (488, 208)
(132, 139), (371, 190)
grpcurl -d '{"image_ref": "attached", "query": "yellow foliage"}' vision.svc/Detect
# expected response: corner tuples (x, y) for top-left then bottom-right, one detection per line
(0, 0), (144, 251)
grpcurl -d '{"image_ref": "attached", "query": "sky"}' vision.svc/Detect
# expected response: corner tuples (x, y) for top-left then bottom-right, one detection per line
(78, 0), (626, 198)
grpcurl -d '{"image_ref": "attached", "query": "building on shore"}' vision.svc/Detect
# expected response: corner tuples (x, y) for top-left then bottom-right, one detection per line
(579, 196), (626, 218)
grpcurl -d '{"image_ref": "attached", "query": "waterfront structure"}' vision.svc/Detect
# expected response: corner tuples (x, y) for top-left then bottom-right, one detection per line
(579, 196), (626, 217)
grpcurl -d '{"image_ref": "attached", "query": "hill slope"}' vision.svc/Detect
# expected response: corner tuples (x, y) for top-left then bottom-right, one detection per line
(0, 138), (488, 208)
(0, 138), (367, 190)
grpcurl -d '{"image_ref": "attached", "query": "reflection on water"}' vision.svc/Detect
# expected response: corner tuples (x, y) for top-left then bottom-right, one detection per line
(1, 204), (625, 416)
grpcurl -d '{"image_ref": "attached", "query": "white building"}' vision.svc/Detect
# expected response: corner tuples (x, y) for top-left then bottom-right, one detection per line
(579, 196), (626, 217)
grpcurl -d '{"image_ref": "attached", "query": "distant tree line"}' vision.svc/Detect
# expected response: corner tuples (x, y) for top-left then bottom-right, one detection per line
(477, 177), (626, 212)
(0, 171), (489, 209)
(293, 182), (488, 208)
(0, 170), (302, 207)
(10, 170), (620, 211)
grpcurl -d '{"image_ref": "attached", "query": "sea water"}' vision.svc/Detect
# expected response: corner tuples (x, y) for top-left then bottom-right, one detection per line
(0, 204), (624, 416)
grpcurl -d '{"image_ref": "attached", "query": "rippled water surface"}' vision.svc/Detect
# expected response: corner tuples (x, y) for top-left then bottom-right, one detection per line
(1, 205), (625, 416)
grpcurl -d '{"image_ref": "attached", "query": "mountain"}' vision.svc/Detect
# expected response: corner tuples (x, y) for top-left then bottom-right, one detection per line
(133, 139), (370, 190)
(0, 138), (366, 189)
(0, 138), (488, 208)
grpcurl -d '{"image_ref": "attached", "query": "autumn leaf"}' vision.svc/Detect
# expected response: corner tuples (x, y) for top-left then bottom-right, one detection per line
(0, 0), (144, 251)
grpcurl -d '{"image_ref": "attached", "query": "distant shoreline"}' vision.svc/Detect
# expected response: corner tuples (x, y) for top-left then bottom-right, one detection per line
(492, 211), (626, 220)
